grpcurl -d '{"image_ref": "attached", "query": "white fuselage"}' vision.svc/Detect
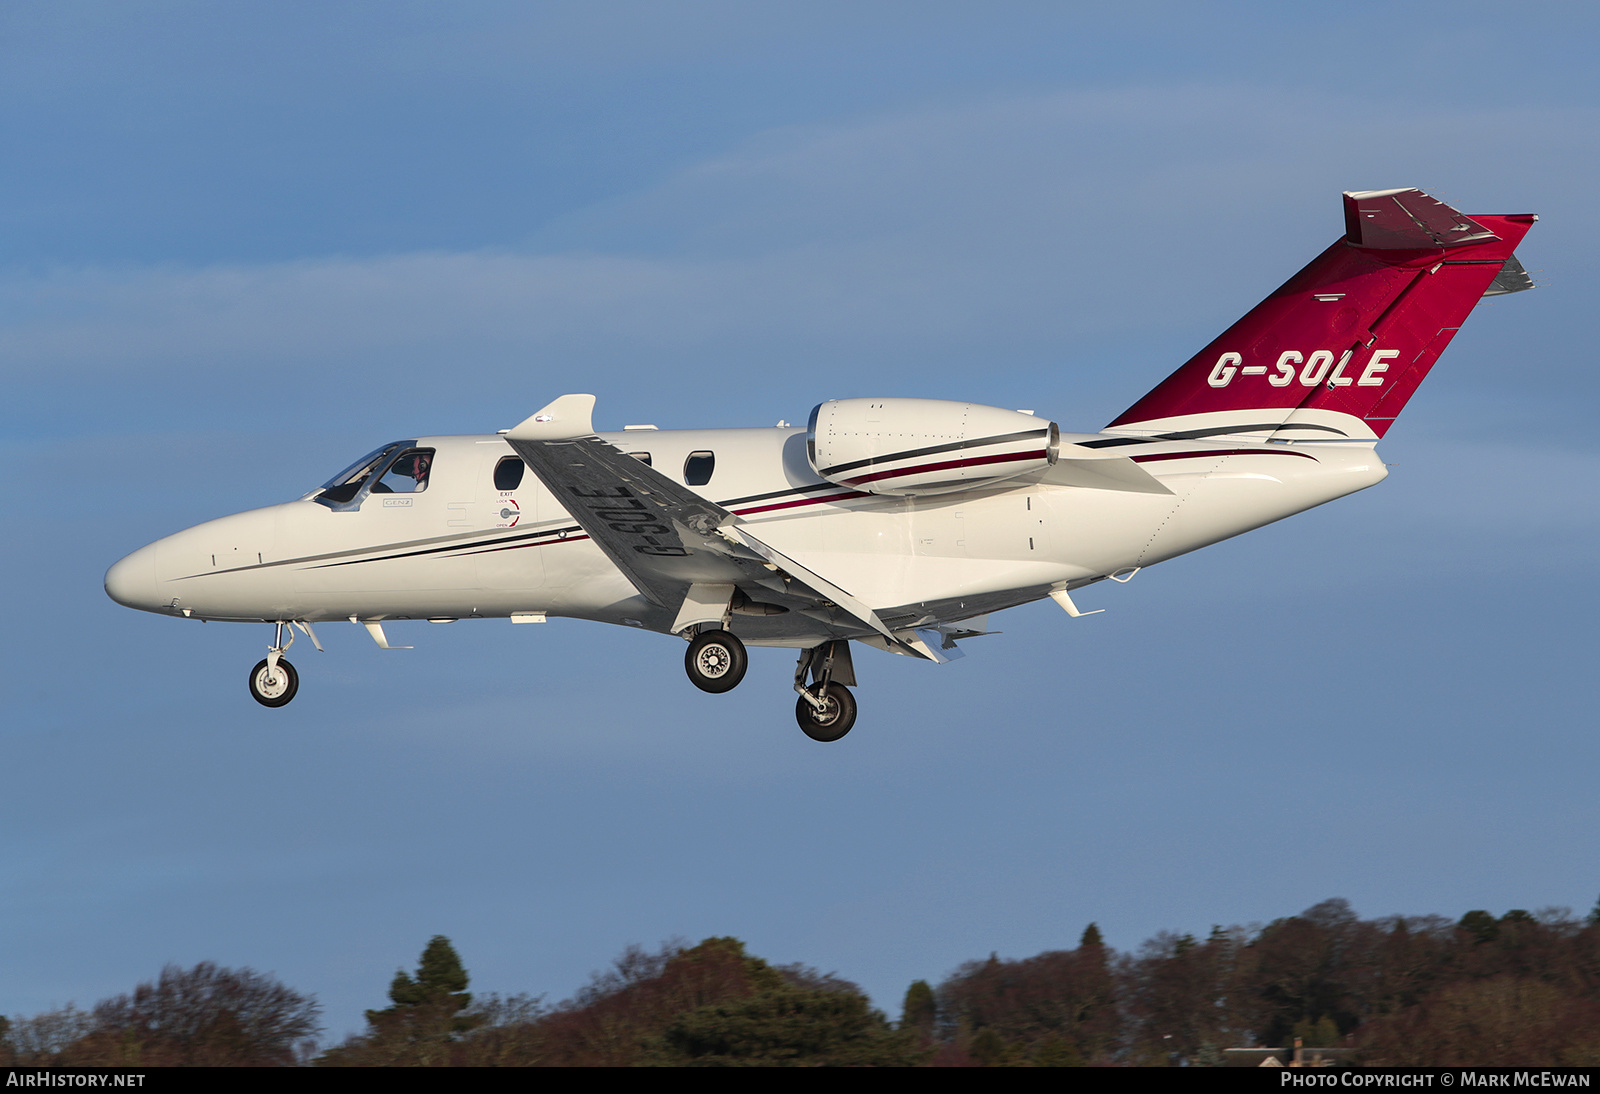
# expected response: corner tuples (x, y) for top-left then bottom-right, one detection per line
(106, 425), (1387, 647)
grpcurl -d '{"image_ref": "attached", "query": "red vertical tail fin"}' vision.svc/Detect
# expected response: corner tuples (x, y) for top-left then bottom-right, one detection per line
(1107, 189), (1537, 442)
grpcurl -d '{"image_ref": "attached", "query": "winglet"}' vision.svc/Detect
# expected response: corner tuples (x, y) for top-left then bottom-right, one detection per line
(507, 394), (597, 441)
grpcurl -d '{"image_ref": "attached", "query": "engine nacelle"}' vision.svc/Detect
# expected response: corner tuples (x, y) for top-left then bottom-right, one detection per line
(807, 398), (1059, 496)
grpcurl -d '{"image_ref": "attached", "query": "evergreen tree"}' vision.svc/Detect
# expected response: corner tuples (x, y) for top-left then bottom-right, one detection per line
(320, 936), (479, 1066)
(655, 983), (925, 1066)
(1079, 923), (1104, 948)
(532, 937), (910, 1067)
(1459, 910), (1500, 945)
(372, 936), (473, 1021)
(900, 980), (936, 1039)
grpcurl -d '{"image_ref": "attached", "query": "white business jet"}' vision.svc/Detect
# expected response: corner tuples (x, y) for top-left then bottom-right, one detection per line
(105, 189), (1536, 740)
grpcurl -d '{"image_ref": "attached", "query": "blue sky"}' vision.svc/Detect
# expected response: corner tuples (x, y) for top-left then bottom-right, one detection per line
(4, 2), (1598, 1038)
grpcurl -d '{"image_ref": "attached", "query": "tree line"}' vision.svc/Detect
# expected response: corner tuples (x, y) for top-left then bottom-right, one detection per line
(6, 897), (1600, 1066)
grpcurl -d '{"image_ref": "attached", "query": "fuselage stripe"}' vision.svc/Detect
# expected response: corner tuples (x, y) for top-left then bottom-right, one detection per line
(816, 427), (1050, 478)
(1129, 448), (1319, 464)
(249, 482), (871, 573)
(731, 489), (871, 516)
(841, 448), (1048, 487)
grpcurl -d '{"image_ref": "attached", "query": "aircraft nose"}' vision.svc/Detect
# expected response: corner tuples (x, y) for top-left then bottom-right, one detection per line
(105, 543), (160, 612)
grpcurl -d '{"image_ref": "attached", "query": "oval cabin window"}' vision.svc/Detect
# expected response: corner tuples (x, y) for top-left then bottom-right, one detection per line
(684, 451), (715, 486)
(493, 456), (526, 491)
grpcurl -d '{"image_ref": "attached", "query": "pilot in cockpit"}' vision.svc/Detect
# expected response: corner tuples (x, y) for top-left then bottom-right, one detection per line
(371, 450), (433, 494)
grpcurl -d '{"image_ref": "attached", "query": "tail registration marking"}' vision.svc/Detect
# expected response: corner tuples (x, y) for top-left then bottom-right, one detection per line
(1208, 349), (1397, 389)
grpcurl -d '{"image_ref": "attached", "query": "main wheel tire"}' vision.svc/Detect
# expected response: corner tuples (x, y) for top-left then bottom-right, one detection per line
(685, 630), (748, 694)
(248, 657), (299, 708)
(795, 683), (857, 742)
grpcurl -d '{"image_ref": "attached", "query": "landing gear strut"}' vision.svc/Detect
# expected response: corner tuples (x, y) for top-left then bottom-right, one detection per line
(247, 620), (319, 708)
(684, 628), (748, 693)
(794, 641), (857, 742)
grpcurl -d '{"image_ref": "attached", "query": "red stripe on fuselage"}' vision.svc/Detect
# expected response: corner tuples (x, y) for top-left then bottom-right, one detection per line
(732, 489), (870, 516)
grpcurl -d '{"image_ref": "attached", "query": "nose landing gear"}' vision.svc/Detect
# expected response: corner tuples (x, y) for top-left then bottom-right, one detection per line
(249, 656), (298, 707)
(247, 620), (320, 708)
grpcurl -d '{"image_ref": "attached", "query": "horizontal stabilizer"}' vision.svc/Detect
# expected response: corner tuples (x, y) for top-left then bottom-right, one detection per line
(1484, 254), (1534, 297)
(1343, 188), (1499, 250)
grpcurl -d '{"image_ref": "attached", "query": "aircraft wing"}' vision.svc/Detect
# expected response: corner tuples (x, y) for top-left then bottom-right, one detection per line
(504, 395), (906, 646)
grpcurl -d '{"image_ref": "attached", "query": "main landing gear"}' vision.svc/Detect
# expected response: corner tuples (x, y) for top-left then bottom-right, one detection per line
(247, 620), (320, 708)
(793, 641), (857, 742)
(684, 629), (748, 693)
(795, 683), (856, 742)
(681, 629), (859, 742)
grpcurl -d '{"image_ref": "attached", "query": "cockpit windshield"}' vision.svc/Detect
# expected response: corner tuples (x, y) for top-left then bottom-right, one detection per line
(311, 442), (407, 509)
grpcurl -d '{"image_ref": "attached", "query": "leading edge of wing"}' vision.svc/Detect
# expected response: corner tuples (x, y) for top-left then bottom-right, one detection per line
(505, 396), (908, 649)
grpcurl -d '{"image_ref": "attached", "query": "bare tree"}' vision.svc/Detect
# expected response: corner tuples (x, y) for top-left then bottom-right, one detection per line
(2, 1006), (97, 1065)
(4, 964), (320, 1067)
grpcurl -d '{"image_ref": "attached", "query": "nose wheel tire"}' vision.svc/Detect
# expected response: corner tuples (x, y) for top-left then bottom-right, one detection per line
(249, 657), (299, 708)
(685, 630), (748, 694)
(795, 683), (856, 742)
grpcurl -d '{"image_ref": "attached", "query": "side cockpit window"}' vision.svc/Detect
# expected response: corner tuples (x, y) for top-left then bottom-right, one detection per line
(373, 448), (435, 494)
